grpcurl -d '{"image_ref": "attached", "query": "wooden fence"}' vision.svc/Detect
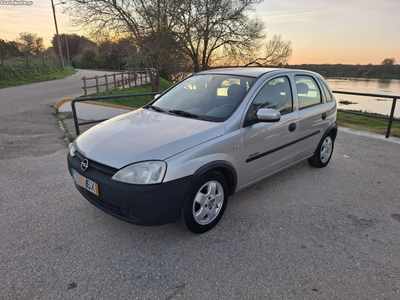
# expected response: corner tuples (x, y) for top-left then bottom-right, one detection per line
(82, 69), (150, 96)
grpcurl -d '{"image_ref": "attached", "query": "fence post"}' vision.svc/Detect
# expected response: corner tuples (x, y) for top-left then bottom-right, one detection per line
(121, 72), (125, 89)
(140, 70), (143, 85)
(113, 73), (117, 89)
(386, 97), (398, 138)
(128, 71), (132, 88)
(105, 74), (109, 92)
(82, 76), (87, 96)
(95, 75), (99, 94)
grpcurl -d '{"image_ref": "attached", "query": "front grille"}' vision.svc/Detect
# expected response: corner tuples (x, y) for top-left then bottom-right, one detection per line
(75, 151), (117, 175)
(76, 184), (125, 217)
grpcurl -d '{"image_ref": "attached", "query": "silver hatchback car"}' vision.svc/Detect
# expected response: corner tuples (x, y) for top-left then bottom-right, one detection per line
(68, 68), (337, 233)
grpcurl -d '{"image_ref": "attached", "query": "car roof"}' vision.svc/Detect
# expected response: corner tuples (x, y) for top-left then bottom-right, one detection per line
(197, 67), (280, 78)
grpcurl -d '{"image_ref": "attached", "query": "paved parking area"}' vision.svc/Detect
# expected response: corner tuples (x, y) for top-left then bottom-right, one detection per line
(1, 129), (400, 299)
(1, 73), (400, 299)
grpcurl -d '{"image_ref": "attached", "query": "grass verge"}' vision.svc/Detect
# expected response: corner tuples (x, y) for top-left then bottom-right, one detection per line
(337, 111), (400, 138)
(53, 113), (74, 142)
(81, 77), (174, 108)
(0, 61), (76, 88)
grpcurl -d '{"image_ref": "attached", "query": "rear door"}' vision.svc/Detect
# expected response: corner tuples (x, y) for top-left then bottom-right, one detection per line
(293, 74), (332, 161)
(240, 76), (299, 187)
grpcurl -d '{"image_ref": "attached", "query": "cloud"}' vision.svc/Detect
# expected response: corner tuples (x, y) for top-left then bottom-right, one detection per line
(259, 11), (327, 24)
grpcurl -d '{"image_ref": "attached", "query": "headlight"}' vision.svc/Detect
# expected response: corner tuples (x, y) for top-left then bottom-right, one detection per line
(112, 161), (167, 185)
(69, 144), (76, 157)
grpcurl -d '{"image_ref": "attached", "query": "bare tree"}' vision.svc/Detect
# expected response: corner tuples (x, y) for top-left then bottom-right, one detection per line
(17, 32), (38, 66)
(65, 0), (291, 84)
(33, 37), (46, 65)
(65, 0), (184, 91)
(175, 0), (265, 72)
(243, 35), (292, 67)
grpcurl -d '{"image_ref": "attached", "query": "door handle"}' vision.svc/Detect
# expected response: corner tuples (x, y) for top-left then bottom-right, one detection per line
(289, 123), (296, 132)
(322, 112), (327, 120)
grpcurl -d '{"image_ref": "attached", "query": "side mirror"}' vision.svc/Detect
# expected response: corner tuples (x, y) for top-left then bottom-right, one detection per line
(256, 108), (281, 122)
(154, 94), (161, 99)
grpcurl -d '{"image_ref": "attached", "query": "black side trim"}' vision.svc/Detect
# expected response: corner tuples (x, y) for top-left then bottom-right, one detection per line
(246, 130), (321, 163)
(325, 121), (338, 139)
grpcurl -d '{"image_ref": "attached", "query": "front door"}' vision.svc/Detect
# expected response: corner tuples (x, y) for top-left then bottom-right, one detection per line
(240, 76), (299, 188)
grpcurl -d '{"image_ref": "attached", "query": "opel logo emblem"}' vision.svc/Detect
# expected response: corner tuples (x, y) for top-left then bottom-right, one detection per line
(81, 159), (89, 171)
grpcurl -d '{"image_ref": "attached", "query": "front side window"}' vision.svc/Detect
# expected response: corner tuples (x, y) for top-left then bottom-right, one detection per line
(295, 76), (322, 109)
(150, 74), (255, 122)
(245, 76), (293, 124)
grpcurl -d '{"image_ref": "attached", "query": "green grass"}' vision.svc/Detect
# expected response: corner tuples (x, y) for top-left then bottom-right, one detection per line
(337, 111), (400, 138)
(82, 77), (174, 108)
(0, 60), (76, 88)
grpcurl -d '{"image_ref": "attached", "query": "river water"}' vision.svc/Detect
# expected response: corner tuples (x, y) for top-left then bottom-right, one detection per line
(326, 78), (400, 118)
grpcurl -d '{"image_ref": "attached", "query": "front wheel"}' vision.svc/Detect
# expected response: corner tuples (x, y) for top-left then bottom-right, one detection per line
(180, 171), (229, 234)
(308, 132), (335, 168)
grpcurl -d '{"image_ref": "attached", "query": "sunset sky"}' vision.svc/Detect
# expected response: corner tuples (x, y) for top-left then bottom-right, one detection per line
(0, 0), (399, 65)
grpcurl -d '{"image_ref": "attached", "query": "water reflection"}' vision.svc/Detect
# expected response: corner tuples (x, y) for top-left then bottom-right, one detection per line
(327, 78), (400, 118)
(378, 79), (391, 89)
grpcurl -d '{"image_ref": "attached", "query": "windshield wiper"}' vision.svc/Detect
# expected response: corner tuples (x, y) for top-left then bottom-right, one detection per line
(168, 110), (207, 121)
(148, 105), (165, 113)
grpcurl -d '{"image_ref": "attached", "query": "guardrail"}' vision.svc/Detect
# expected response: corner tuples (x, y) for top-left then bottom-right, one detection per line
(71, 90), (399, 139)
(81, 69), (150, 96)
(71, 92), (159, 136)
(332, 90), (399, 138)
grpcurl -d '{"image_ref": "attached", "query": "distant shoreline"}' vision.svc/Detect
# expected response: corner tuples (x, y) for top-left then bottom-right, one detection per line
(287, 64), (400, 80)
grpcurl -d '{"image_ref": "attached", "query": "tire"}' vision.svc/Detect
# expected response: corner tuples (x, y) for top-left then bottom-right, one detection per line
(180, 171), (229, 234)
(308, 132), (335, 168)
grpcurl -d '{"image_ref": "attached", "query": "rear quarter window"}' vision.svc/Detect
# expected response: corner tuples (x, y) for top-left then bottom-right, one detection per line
(318, 78), (333, 102)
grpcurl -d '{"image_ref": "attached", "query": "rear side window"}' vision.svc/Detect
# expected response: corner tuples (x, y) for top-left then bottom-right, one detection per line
(295, 76), (322, 109)
(318, 79), (333, 102)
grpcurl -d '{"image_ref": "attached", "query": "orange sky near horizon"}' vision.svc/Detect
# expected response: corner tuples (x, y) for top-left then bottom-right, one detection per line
(0, 0), (399, 65)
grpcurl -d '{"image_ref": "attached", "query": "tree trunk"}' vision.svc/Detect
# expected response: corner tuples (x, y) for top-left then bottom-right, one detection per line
(190, 55), (200, 73)
(149, 68), (160, 92)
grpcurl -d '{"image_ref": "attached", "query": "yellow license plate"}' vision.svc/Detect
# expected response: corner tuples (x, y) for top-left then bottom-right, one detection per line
(72, 169), (99, 196)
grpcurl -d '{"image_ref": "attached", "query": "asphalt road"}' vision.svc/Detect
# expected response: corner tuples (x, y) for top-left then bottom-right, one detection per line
(1, 73), (400, 299)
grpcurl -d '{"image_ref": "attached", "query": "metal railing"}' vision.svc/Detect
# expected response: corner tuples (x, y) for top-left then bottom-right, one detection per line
(332, 90), (399, 138)
(71, 90), (399, 139)
(71, 92), (159, 136)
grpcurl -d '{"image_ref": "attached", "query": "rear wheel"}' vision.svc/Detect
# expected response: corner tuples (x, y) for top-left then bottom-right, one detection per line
(180, 171), (228, 234)
(308, 132), (334, 168)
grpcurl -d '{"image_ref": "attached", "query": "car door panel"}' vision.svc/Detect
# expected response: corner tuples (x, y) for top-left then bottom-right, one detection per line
(240, 112), (299, 187)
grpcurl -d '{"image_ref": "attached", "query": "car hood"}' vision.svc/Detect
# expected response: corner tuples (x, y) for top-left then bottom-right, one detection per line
(75, 108), (225, 169)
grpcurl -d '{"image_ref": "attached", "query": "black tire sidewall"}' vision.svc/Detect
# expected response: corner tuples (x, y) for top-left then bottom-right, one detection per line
(316, 132), (334, 167)
(180, 171), (229, 234)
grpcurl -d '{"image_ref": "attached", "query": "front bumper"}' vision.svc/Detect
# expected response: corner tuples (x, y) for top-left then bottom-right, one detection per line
(67, 152), (193, 226)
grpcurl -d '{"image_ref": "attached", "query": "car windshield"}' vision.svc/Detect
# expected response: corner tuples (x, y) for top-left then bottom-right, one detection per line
(148, 74), (255, 122)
